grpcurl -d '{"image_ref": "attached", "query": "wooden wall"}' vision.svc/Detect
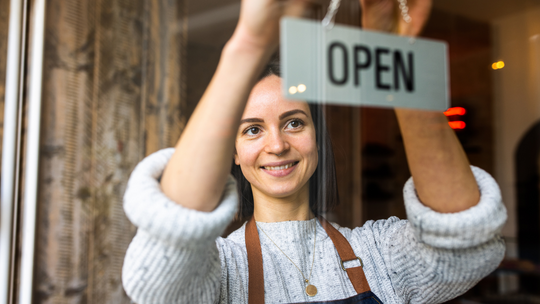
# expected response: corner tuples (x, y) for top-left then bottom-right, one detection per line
(34, 0), (186, 302)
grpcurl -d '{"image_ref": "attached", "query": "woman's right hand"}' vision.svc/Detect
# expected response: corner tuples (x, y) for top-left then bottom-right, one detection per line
(232, 0), (309, 51)
(161, 0), (309, 212)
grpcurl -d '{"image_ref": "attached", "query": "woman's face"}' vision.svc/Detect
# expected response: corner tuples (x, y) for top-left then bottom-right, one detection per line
(234, 75), (318, 201)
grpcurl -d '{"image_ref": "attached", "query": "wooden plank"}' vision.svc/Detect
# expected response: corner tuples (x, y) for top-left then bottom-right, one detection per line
(141, 0), (187, 155)
(34, 0), (187, 302)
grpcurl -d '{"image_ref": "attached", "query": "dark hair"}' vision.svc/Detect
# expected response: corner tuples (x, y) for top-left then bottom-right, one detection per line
(231, 57), (340, 220)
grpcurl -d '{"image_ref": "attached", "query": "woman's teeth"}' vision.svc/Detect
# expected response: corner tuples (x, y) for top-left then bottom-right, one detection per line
(264, 162), (296, 170)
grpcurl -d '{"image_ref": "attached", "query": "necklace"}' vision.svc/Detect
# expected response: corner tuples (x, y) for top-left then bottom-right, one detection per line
(256, 220), (318, 297)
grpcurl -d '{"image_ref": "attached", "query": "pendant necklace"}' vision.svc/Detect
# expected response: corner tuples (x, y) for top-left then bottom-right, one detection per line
(256, 220), (318, 297)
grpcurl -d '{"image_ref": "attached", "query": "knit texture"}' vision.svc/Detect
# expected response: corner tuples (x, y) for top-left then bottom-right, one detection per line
(122, 148), (507, 303)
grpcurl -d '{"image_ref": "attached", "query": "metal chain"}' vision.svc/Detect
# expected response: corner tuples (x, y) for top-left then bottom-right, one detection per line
(397, 0), (412, 23)
(322, 0), (341, 29)
(257, 220), (317, 284)
(322, 0), (412, 29)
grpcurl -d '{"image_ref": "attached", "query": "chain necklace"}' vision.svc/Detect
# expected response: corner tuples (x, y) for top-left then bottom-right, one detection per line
(256, 220), (318, 297)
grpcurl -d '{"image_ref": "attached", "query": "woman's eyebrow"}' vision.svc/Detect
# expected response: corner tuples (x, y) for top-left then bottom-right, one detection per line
(279, 109), (308, 120)
(239, 118), (264, 125)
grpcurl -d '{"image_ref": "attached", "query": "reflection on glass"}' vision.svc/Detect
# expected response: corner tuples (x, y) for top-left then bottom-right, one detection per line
(492, 60), (505, 70)
(289, 85), (298, 94)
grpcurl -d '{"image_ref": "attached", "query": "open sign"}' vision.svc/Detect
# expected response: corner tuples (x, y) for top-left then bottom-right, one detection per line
(327, 42), (415, 92)
(281, 18), (449, 111)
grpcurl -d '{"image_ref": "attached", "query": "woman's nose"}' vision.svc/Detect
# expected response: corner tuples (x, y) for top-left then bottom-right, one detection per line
(264, 130), (290, 156)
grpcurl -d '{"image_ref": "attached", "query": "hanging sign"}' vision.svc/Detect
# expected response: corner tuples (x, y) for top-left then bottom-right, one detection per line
(280, 17), (449, 111)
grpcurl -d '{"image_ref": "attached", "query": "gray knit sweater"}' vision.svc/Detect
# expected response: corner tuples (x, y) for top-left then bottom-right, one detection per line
(122, 148), (507, 304)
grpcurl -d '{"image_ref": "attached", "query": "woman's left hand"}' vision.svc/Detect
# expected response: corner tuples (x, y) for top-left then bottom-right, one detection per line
(359, 0), (432, 36)
(359, 0), (480, 213)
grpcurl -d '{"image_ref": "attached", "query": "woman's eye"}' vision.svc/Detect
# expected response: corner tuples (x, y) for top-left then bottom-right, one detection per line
(286, 119), (303, 129)
(245, 127), (260, 135)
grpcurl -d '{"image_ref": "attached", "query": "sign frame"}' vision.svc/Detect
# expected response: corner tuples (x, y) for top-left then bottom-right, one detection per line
(280, 17), (450, 111)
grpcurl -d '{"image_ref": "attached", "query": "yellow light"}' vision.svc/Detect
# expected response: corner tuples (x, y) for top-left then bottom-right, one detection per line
(297, 84), (306, 93)
(492, 61), (505, 70)
(289, 86), (298, 94)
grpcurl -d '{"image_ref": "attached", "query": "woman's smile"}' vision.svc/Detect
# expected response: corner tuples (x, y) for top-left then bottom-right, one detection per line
(260, 160), (300, 177)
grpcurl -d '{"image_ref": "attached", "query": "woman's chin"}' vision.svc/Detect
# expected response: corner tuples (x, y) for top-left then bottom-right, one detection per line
(254, 183), (308, 200)
(267, 190), (300, 199)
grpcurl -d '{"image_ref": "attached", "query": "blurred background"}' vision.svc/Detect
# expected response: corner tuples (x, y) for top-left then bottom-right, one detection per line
(1, 0), (540, 302)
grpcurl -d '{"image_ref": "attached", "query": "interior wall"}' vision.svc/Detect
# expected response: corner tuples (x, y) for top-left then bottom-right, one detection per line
(492, 7), (540, 258)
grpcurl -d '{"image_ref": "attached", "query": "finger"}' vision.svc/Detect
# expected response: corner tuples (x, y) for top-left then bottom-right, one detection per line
(399, 0), (432, 36)
(360, 0), (395, 19)
(360, 0), (392, 9)
(284, 0), (310, 17)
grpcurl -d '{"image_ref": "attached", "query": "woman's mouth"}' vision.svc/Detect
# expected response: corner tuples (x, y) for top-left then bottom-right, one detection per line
(261, 161), (299, 177)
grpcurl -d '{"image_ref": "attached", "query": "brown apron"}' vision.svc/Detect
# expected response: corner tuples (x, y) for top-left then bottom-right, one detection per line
(245, 217), (383, 303)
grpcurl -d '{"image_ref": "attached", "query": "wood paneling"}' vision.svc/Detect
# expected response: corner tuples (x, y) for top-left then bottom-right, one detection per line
(142, 0), (187, 155)
(34, 0), (187, 302)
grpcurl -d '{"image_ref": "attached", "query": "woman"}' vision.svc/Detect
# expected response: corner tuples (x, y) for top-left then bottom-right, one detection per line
(122, 0), (507, 303)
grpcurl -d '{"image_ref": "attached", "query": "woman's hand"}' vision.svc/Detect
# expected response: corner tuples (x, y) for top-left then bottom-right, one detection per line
(162, 0), (309, 212)
(358, 0), (479, 213)
(360, 0), (432, 36)
(232, 0), (309, 51)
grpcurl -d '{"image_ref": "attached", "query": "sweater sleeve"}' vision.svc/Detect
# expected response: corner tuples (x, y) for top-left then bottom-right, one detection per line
(379, 166), (507, 303)
(122, 148), (238, 304)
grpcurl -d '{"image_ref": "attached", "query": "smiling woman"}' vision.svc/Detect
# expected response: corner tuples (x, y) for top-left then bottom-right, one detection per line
(121, 0), (507, 302)
(234, 75), (318, 205)
(232, 60), (339, 221)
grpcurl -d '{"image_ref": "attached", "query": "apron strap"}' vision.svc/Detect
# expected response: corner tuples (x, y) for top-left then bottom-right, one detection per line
(245, 217), (371, 304)
(318, 217), (371, 294)
(246, 218), (265, 304)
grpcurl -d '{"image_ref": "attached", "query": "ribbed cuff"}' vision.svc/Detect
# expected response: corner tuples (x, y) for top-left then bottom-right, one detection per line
(123, 148), (238, 247)
(404, 166), (507, 249)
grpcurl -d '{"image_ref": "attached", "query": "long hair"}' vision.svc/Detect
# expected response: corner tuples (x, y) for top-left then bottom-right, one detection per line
(231, 58), (340, 220)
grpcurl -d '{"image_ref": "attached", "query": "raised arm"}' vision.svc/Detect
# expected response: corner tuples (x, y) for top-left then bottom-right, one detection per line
(123, 2), (310, 302)
(360, 0), (480, 213)
(395, 111), (479, 212)
(160, 0), (308, 212)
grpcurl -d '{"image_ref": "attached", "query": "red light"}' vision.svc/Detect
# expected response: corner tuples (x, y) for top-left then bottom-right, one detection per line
(449, 121), (466, 129)
(444, 107), (466, 116)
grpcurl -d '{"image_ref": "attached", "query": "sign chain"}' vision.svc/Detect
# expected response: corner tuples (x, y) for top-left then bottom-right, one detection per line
(322, 0), (341, 29)
(322, 0), (412, 29)
(397, 0), (412, 23)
